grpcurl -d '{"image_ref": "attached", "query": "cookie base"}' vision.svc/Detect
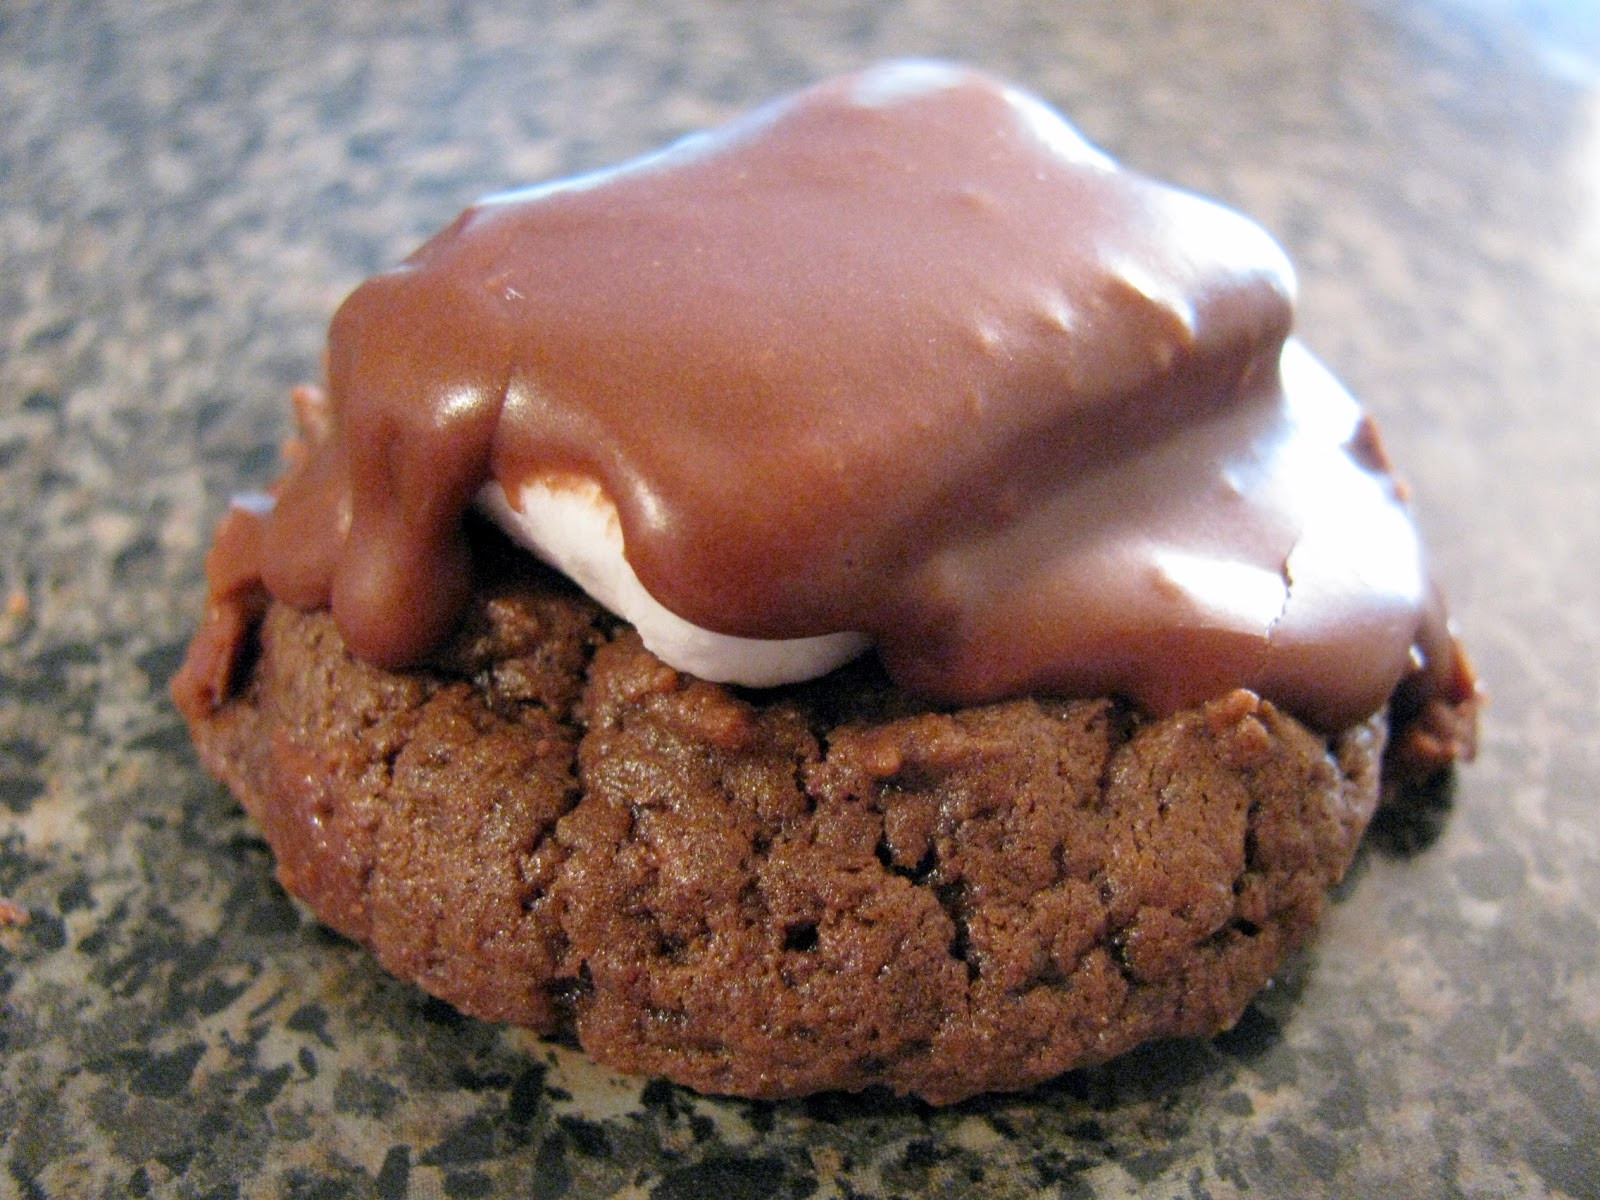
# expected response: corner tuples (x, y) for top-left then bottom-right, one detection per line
(183, 545), (1387, 1103)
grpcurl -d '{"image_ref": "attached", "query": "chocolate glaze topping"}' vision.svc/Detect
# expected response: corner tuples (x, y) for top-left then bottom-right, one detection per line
(188, 61), (1477, 743)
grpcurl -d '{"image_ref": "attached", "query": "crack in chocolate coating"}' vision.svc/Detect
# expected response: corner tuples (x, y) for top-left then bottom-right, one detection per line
(183, 534), (1395, 1104)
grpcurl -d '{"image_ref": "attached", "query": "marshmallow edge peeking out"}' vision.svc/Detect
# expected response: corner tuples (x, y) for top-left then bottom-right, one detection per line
(477, 477), (872, 687)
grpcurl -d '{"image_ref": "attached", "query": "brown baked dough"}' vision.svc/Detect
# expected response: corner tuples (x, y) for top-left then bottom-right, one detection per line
(183, 531), (1389, 1104)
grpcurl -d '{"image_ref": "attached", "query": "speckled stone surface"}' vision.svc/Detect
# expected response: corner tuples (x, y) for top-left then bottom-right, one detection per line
(2, 1), (1597, 1196)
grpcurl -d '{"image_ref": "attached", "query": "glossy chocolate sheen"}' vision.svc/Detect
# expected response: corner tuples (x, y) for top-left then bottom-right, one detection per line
(254, 61), (1457, 732)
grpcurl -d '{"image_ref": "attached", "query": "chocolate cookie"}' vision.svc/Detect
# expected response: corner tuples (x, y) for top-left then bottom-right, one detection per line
(183, 530), (1391, 1104)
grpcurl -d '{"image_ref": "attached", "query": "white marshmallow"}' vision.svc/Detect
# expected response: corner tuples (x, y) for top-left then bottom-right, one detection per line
(477, 478), (871, 687)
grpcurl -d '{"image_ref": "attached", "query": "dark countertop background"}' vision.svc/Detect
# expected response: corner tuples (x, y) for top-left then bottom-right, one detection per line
(3, 1), (1597, 1197)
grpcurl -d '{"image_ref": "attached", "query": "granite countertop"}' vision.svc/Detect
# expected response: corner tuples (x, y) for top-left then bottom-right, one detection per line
(3, 1), (1597, 1197)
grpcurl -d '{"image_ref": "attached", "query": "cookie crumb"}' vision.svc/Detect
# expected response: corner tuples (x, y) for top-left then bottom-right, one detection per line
(1204, 688), (1262, 732)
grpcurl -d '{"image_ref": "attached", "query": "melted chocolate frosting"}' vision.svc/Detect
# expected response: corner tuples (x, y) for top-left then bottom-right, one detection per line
(186, 61), (1477, 744)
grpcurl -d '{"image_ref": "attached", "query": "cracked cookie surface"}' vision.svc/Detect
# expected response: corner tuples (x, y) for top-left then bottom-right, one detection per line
(183, 530), (1387, 1103)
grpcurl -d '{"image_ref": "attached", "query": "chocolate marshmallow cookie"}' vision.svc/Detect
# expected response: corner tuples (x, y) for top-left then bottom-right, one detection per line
(175, 62), (1478, 1103)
